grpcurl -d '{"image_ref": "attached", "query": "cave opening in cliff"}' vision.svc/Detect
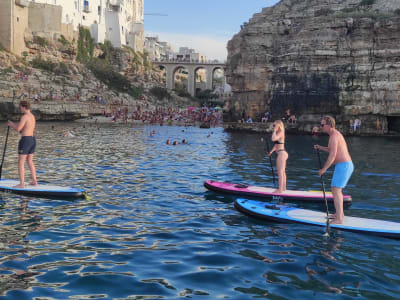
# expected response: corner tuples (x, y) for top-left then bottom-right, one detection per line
(387, 116), (400, 133)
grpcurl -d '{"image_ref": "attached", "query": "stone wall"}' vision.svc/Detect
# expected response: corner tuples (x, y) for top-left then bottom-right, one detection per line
(0, 0), (12, 52)
(13, 2), (29, 56)
(0, 0), (29, 56)
(28, 3), (62, 39)
(226, 0), (400, 134)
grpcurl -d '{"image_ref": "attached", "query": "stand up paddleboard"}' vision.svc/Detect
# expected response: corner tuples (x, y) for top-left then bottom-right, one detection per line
(234, 199), (400, 239)
(0, 179), (85, 198)
(204, 180), (352, 204)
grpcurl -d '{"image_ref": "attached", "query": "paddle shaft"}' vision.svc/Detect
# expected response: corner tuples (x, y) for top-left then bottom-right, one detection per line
(317, 149), (330, 235)
(266, 140), (276, 187)
(0, 126), (10, 180)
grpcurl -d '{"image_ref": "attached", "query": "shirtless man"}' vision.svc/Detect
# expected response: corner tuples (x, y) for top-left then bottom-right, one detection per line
(314, 116), (353, 224)
(7, 100), (38, 188)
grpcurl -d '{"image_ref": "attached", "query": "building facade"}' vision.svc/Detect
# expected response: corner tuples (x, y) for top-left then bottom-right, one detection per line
(145, 36), (173, 61)
(0, 0), (30, 56)
(174, 47), (206, 63)
(0, 0), (144, 55)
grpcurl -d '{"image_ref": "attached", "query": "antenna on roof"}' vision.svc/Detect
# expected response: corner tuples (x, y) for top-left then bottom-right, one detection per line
(144, 13), (168, 16)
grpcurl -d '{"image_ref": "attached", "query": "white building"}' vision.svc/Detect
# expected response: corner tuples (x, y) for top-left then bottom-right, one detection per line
(145, 36), (173, 61)
(174, 47), (206, 62)
(28, 0), (144, 51)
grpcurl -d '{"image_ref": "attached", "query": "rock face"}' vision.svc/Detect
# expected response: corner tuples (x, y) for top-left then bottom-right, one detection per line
(226, 0), (400, 134)
(0, 40), (196, 121)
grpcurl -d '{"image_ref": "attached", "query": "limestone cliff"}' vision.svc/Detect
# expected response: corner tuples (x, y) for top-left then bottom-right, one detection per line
(226, 0), (400, 134)
(0, 36), (195, 121)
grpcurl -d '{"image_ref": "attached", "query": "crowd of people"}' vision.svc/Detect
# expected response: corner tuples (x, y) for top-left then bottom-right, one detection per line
(109, 106), (222, 127)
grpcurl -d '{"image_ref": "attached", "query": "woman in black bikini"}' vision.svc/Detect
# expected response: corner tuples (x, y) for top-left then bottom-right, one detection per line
(267, 120), (288, 193)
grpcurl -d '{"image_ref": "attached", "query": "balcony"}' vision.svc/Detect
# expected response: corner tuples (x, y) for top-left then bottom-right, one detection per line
(109, 0), (123, 6)
(131, 23), (144, 33)
(83, 5), (91, 13)
(15, 0), (29, 7)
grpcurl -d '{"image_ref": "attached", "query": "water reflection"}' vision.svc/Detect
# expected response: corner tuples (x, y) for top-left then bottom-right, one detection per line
(0, 124), (398, 299)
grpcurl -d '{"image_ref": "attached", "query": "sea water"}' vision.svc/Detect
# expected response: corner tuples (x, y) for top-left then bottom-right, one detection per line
(0, 123), (398, 299)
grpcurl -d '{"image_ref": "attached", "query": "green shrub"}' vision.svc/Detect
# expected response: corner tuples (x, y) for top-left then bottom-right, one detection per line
(359, 0), (375, 6)
(196, 89), (218, 99)
(150, 86), (171, 100)
(77, 27), (94, 62)
(0, 42), (4, 51)
(0, 67), (13, 75)
(31, 57), (69, 75)
(341, 7), (356, 13)
(177, 90), (191, 98)
(314, 8), (334, 17)
(58, 35), (70, 46)
(31, 56), (57, 72)
(98, 40), (114, 63)
(56, 62), (70, 75)
(87, 58), (142, 98)
(33, 36), (48, 47)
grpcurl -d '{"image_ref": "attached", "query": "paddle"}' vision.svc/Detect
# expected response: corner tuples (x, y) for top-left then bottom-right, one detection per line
(0, 126), (10, 180)
(265, 138), (276, 187)
(317, 149), (330, 237)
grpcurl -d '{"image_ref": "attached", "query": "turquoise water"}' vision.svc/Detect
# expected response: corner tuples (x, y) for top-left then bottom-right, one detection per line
(0, 123), (399, 299)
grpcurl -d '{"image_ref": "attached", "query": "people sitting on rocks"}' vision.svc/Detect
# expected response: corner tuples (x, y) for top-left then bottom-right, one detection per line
(354, 118), (361, 133)
(312, 126), (319, 136)
(288, 114), (297, 124)
(261, 111), (270, 123)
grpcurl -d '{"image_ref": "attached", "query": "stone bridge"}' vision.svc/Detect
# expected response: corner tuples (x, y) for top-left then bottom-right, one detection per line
(152, 60), (226, 97)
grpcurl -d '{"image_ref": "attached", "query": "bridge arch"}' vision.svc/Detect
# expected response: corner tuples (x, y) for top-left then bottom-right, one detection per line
(153, 61), (226, 97)
(172, 65), (189, 94)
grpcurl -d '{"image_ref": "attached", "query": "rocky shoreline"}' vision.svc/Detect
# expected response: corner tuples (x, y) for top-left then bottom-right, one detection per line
(223, 121), (399, 137)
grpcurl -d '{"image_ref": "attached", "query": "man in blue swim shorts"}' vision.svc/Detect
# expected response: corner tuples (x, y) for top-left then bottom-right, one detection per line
(314, 116), (353, 224)
(8, 100), (38, 188)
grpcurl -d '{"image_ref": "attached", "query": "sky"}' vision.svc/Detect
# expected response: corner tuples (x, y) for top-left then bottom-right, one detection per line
(144, 0), (280, 61)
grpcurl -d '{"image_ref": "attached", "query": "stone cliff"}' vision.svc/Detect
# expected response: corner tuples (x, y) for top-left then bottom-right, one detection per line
(226, 0), (400, 134)
(0, 35), (195, 121)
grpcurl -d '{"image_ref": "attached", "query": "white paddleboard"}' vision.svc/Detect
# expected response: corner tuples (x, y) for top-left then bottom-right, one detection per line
(0, 179), (85, 198)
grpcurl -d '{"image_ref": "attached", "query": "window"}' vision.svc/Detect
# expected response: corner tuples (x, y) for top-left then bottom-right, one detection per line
(98, 5), (101, 15)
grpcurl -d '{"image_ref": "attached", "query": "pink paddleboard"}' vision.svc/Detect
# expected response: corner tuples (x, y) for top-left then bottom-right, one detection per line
(204, 180), (352, 204)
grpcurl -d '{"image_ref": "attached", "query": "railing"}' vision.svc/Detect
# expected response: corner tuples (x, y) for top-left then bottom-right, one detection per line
(153, 58), (225, 64)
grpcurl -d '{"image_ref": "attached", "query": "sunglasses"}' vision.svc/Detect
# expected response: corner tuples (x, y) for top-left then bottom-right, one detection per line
(320, 123), (327, 127)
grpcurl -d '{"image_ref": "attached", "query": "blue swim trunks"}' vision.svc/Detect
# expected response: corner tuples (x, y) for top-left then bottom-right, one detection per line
(18, 136), (36, 155)
(331, 161), (354, 188)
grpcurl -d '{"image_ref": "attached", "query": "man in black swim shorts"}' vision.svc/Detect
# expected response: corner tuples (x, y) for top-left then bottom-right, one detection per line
(18, 136), (36, 155)
(8, 100), (38, 188)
